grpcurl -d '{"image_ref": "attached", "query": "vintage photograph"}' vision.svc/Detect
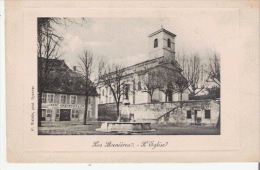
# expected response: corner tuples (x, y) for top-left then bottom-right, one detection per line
(5, 0), (260, 163)
(37, 17), (221, 135)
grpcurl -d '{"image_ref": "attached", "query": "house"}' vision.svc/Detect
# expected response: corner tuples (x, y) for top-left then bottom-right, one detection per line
(97, 28), (189, 105)
(39, 58), (99, 122)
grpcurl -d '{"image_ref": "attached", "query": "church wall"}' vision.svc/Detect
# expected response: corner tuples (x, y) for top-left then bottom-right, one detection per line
(162, 32), (175, 51)
(182, 92), (189, 101)
(135, 91), (149, 104)
(98, 84), (189, 104)
(98, 86), (115, 104)
(152, 89), (166, 102)
(149, 33), (164, 59)
(173, 92), (189, 101)
(173, 93), (179, 102)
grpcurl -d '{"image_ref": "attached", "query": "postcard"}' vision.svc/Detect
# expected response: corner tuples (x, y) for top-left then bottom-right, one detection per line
(5, 0), (259, 162)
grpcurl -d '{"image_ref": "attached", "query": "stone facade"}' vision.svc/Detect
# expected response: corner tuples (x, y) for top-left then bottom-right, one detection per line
(149, 28), (176, 59)
(98, 100), (220, 126)
(41, 92), (99, 122)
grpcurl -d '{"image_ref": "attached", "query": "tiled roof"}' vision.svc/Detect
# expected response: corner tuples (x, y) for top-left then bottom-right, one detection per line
(39, 57), (98, 96)
(148, 28), (177, 37)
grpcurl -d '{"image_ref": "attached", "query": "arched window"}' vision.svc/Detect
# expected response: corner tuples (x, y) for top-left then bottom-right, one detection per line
(125, 84), (129, 99)
(138, 81), (141, 91)
(154, 39), (158, 48)
(167, 38), (171, 48)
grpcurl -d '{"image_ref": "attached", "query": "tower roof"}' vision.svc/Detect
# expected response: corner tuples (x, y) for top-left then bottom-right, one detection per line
(148, 28), (176, 37)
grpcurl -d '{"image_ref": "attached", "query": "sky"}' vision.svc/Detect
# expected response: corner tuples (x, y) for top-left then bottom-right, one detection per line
(52, 9), (238, 79)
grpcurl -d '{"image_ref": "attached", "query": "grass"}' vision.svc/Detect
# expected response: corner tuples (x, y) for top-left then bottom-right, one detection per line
(38, 121), (220, 135)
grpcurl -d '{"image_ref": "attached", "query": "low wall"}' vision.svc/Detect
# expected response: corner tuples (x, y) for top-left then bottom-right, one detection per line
(98, 103), (121, 121)
(98, 102), (180, 121)
(98, 100), (220, 126)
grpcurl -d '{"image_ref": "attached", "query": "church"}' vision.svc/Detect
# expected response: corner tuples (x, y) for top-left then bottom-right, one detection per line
(98, 27), (189, 105)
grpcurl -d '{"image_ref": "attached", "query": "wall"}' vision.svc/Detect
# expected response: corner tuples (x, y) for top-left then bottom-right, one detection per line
(164, 100), (220, 126)
(98, 103), (122, 121)
(162, 32), (175, 58)
(149, 32), (164, 59)
(173, 91), (189, 102)
(42, 93), (98, 122)
(98, 100), (220, 126)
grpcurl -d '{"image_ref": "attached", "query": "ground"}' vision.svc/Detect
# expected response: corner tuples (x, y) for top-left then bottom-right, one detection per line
(38, 121), (220, 135)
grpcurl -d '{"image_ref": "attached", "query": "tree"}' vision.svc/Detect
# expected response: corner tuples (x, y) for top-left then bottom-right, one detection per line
(206, 53), (220, 86)
(138, 57), (187, 103)
(205, 52), (220, 129)
(175, 74), (188, 106)
(78, 50), (98, 125)
(139, 67), (161, 103)
(37, 19), (62, 127)
(206, 85), (220, 99)
(157, 69), (177, 102)
(176, 54), (207, 97)
(37, 17), (87, 127)
(157, 62), (181, 102)
(98, 61), (126, 118)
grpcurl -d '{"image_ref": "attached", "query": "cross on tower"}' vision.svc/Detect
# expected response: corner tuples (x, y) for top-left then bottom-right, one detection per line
(160, 18), (163, 28)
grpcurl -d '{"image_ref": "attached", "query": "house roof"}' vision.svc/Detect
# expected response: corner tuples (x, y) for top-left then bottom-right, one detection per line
(39, 57), (98, 96)
(39, 58), (70, 70)
(43, 86), (98, 96)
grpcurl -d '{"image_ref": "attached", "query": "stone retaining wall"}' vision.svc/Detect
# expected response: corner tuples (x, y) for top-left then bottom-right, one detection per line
(98, 100), (220, 126)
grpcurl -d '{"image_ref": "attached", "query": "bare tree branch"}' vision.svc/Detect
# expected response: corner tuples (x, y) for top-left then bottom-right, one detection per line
(77, 50), (98, 125)
(206, 53), (220, 86)
(98, 61), (126, 117)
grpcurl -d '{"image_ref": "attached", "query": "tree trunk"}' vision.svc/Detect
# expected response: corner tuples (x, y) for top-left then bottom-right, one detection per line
(150, 93), (153, 103)
(83, 96), (89, 125)
(38, 90), (42, 127)
(116, 102), (120, 119)
(216, 108), (220, 129)
(180, 92), (183, 108)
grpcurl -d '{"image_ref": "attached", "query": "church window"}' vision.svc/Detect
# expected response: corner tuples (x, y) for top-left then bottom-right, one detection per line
(125, 84), (129, 99)
(187, 110), (191, 119)
(138, 81), (141, 91)
(167, 38), (171, 48)
(154, 39), (158, 48)
(106, 86), (108, 96)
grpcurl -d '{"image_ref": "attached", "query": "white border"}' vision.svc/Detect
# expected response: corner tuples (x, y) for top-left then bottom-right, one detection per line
(0, 0), (6, 168)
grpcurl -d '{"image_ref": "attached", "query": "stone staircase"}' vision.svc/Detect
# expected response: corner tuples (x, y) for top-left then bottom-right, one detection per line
(129, 103), (179, 123)
(156, 106), (179, 124)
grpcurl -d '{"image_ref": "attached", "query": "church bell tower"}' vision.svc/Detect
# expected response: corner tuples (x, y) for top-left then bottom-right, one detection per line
(148, 27), (176, 60)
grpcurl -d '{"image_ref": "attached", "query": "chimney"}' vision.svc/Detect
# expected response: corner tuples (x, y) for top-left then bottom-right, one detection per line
(73, 66), (77, 71)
